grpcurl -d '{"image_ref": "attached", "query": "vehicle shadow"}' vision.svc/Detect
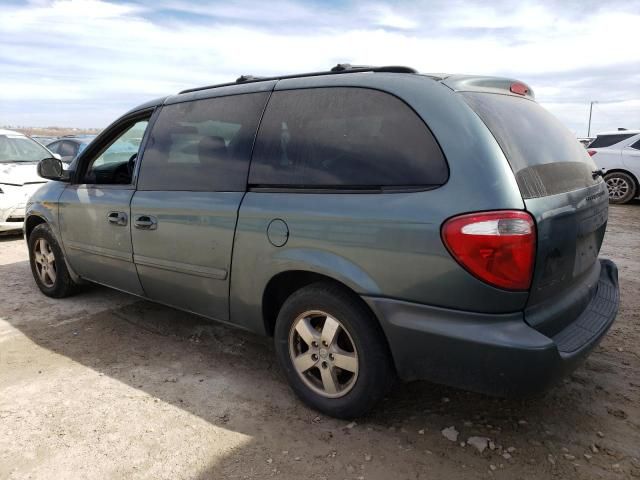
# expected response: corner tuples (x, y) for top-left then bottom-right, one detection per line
(0, 232), (23, 242)
(1, 257), (635, 479)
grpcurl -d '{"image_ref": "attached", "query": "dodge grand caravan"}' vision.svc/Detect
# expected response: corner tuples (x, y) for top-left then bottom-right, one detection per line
(26, 64), (619, 418)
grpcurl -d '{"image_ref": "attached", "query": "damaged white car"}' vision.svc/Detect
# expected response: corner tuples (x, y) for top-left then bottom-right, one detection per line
(0, 129), (55, 232)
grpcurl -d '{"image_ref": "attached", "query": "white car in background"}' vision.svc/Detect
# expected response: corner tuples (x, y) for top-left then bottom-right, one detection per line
(588, 130), (640, 204)
(0, 129), (56, 232)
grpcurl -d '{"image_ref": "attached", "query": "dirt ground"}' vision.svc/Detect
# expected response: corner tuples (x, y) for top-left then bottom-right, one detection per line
(1, 203), (638, 480)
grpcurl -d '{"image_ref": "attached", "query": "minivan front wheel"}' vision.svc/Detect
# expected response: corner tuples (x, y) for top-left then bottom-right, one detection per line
(274, 283), (394, 418)
(28, 223), (77, 298)
(605, 172), (637, 204)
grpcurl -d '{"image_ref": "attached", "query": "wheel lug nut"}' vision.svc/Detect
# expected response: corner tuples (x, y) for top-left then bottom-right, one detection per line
(321, 361), (328, 369)
(329, 353), (334, 360)
(322, 340), (328, 347)
(312, 341), (318, 348)
(312, 354), (318, 361)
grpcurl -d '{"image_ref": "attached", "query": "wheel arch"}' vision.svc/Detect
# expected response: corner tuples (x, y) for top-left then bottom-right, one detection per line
(25, 214), (47, 240)
(25, 213), (83, 284)
(604, 168), (639, 190)
(261, 270), (382, 339)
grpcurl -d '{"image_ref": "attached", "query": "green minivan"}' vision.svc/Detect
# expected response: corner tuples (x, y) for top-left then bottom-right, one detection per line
(26, 65), (619, 418)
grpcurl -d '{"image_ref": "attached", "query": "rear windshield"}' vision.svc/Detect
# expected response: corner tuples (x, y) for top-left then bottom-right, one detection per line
(462, 92), (600, 199)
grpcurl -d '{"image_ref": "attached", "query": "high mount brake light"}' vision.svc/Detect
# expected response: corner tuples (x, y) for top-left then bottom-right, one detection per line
(442, 211), (536, 291)
(510, 83), (529, 96)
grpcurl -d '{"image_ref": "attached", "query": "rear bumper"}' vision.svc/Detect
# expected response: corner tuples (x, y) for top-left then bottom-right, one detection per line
(363, 259), (619, 396)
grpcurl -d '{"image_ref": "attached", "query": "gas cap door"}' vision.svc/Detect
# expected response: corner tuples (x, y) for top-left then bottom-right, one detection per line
(267, 218), (289, 247)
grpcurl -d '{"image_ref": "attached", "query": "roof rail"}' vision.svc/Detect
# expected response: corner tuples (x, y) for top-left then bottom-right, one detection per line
(236, 74), (267, 83)
(179, 64), (418, 95)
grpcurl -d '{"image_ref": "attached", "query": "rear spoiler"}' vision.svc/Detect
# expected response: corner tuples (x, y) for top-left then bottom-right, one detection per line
(441, 75), (535, 100)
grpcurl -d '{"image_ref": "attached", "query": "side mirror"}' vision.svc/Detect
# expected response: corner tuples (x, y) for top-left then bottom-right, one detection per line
(37, 157), (65, 181)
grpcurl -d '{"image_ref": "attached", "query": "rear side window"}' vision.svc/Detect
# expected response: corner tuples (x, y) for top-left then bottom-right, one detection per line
(47, 141), (61, 154)
(462, 93), (599, 199)
(138, 92), (269, 191)
(629, 138), (640, 150)
(59, 141), (77, 158)
(589, 134), (635, 148)
(249, 87), (447, 189)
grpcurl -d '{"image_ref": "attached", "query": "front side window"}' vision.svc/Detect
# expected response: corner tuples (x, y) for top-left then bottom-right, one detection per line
(137, 92), (270, 191)
(249, 87), (448, 188)
(83, 119), (149, 184)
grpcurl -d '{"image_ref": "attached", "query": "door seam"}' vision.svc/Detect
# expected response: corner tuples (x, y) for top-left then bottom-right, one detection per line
(227, 84), (276, 323)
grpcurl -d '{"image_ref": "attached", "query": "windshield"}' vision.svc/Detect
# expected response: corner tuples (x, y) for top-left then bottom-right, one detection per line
(0, 134), (51, 162)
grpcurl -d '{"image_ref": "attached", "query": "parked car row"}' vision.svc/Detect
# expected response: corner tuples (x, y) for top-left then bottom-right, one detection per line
(30, 134), (97, 163)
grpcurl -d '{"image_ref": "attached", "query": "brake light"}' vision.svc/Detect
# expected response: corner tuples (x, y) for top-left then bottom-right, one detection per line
(588, 150), (597, 157)
(442, 211), (536, 291)
(510, 82), (529, 96)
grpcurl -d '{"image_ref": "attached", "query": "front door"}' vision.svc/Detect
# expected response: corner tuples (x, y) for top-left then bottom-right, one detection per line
(59, 113), (152, 295)
(130, 90), (270, 321)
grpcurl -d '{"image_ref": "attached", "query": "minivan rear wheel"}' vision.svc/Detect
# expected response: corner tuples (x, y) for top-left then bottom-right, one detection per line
(274, 282), (394, 418)
(605, 172), (637, 204)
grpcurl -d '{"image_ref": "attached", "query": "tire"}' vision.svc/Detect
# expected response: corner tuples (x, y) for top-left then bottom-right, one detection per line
(28, 223), (78, 298)
(274, 282), (395, 418)
(605, 172), (637, 204)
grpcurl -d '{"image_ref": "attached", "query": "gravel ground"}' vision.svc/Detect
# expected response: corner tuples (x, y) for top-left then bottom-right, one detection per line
(1, 203), (639, 480)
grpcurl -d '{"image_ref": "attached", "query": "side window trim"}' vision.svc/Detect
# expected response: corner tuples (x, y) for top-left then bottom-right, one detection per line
(131, 107), (162, 188)
(72, 108), (156, 186)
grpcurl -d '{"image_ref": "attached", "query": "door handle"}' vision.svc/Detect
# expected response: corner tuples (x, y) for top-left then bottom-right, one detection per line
(107, 211), (128, 226)
(133, 214), (158, 230)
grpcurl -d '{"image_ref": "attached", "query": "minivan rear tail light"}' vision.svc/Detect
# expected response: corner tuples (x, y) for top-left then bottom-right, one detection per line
(441, 211), (536, 291)
(588, 150), (597, 157)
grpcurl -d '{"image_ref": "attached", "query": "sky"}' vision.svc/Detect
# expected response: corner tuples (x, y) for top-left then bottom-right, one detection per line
(0, 0), (639, 136)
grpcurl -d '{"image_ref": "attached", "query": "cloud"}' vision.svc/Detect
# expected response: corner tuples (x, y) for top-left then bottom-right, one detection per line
(0, 0), (638, 133)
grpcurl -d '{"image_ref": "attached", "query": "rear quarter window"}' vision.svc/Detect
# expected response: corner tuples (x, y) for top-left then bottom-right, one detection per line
(589, 134), (636, 148)
(249, 87), (448, 189)
(462, 92), (600, 199)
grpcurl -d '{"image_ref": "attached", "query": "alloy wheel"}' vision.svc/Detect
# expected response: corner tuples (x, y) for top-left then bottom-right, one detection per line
(33, 238), (57, 287)
(288, 310), (359, 398)
(606, 176), (630, 200)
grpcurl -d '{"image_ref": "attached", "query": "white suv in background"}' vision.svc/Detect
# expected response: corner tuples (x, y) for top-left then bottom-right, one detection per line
(588, 130), (640, 204)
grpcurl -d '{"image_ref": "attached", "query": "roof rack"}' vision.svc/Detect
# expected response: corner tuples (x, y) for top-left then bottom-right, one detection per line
(179, 64), (418, 95)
